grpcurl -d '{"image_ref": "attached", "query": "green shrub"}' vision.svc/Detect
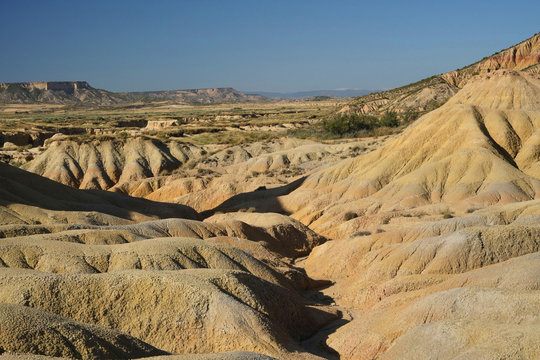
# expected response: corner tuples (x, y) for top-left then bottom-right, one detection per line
(380, 111), (399, 127)
(401, 109), (421, 124)
(344, 212), (359, 221)
(322, 114), (378, 135)
(426, 100), (443, 111)
(323, 116), (351, 135)
(157, 133), (169, 140)
(441, 208), (454, 219)
(352, 230), (371, 237)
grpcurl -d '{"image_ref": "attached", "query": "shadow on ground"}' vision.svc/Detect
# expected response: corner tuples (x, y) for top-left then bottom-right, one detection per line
(0, 161), (200, 222)
(201, 176), (307, 218)
(301, 282), (349, 360)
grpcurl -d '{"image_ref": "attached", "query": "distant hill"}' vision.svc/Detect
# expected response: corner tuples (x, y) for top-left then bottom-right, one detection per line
(248, 89), (374, 99)
(124, 87), (269, 104)
(340, 32), (540, 115)
(0, 82), (270, 105)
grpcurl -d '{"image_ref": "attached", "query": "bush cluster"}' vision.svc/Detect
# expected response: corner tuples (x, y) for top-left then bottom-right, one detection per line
(380, 111), (399, 127)
(322, 111), (399, 136)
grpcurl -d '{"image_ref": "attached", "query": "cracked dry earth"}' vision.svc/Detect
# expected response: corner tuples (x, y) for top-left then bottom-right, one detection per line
(1, 70), (540, 360)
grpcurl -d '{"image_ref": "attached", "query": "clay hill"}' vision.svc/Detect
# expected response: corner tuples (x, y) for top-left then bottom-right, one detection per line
(0, 82), (268, 105)
(340, 32), (540, 115)
(274, 70), (540, 237)
(22, 137), (382, 212)
(129, 69), (540, 359)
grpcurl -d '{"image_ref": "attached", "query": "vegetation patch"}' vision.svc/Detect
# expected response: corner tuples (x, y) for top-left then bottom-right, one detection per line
(289, 111), (403, 140)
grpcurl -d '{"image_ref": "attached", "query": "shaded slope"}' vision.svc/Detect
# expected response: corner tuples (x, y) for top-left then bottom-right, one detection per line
(0, 161), (199, 225)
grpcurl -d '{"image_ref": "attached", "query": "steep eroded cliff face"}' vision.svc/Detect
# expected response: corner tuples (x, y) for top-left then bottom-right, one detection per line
(443, 32), (540, 87)
(341, 32), (540, 115)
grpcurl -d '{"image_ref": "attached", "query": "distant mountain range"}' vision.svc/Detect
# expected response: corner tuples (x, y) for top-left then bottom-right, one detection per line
(0, 82), (374, 105)
(247, 89), (375, 99)
(119, 87), (268, 104)
(0, 82), (269, 106)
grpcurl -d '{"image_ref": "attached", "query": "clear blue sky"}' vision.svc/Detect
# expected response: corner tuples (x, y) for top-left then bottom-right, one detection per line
(1, 0), (538, 92)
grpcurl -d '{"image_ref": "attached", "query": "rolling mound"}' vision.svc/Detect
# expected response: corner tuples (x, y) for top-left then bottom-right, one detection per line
(122, 139), (376, 211)
(306, 221), (540, 307)
(0, 213), (325, 258)
(0, 213), (326, 290)
(22, 138), (206, 190)
(24, 136), (381, 211)
(0, 303), (166, 359)
(0, 268), (326, 356)
(0, 237), (287, 285)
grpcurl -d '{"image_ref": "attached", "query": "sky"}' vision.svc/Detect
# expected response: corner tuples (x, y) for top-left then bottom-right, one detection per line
(1, 0), (539, 93)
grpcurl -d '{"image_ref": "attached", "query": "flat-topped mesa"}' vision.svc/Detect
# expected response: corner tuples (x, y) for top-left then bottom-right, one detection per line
(0, 81), (92, 94)
(0, 80), (125, 105)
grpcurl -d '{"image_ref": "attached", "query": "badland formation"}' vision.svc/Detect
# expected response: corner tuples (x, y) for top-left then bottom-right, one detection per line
(0, 32), (539, 359)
